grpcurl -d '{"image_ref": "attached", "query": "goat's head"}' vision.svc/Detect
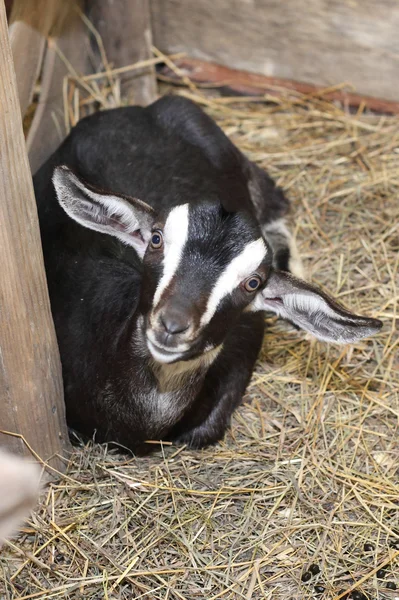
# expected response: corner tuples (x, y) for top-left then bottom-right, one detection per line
(53, 166), (382, 364)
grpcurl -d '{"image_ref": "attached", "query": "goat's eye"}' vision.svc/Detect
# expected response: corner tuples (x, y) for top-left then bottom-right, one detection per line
(151, 231), (163, 249)
(243, 276), (262, 292)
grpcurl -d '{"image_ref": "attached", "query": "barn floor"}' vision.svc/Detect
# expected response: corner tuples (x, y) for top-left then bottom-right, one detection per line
(1, 78), (399, 600)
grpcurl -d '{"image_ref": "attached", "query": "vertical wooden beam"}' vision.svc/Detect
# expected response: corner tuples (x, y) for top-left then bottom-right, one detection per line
(8, 0), (66, 117)
(0, 0), (70, 470)
(88, 0), (157, 106)
(26, 0), (91, 174)
(4, 0), (12, 19)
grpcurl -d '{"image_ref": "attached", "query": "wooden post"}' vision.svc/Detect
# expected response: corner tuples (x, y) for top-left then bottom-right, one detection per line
(26, 0), (91, 174)
(89, 0), (157, 106)
(8, 0), (64, 117)
(0, 0), (70, 470)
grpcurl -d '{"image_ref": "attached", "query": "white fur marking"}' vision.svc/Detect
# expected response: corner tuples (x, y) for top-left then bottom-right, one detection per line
(251, 290), (366, 343)
(200, 237), (267, 326)
(147, 339), (184, 364)
(153, 204), (190, 308)
(251, 290), (337, 318)
(282, 294), (359, 328)
(146, 329), (190, 354)
(152, 345), (223, 392)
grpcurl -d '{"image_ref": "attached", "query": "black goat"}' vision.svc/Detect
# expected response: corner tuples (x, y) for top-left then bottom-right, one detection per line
(33, 96), (382, 452)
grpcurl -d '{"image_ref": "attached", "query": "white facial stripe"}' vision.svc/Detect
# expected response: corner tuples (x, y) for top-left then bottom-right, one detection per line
(200, 237), (268, 327)
(153, 204), (190, 308)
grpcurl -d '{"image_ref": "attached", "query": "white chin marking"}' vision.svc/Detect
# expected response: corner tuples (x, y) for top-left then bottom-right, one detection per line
(146, 329), (190, 354)
(200, 237), (268, 327)
(153, 204), (190, 308)
(147, 339), (183, 364)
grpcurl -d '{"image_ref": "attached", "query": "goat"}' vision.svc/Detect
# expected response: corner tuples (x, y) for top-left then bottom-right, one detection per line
(33, 96), (382, 452)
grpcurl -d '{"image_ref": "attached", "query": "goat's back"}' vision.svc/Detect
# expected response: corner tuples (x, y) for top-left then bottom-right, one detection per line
(34, 96), (255, 220)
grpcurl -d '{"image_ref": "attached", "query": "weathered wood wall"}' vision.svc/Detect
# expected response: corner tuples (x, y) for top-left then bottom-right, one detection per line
(0, 0), (70, 469)
(25, 0), (91, 174)
(1, 0), (157, 465)
(9, 0), (157, 174)
(8, 0), (68, 117)
(88, 0), (156, 106)
(151, 0), (399, 102)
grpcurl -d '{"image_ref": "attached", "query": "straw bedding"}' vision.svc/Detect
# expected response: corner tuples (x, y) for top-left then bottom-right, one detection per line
(1, 60), (398, 600)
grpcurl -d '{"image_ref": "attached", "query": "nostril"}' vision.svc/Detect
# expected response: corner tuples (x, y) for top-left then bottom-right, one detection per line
(160, 314), (190, 335)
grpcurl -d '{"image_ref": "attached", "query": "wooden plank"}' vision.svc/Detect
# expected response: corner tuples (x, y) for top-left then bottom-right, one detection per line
(88, 0), (157, 106)
(27, 0), (91, 174)
(4, 0), (12, 19)
(151, 0), (399, 102)
(8, 0), (65, 117)
(159, 57), (399, 115)
(0, 0), (70, 469)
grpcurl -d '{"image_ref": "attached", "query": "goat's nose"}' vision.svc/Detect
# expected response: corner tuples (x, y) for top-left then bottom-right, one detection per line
(160, 313), (191, 335)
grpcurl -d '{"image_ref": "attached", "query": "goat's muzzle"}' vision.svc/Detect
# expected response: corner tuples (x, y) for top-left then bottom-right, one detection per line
(146, 305), (199, 363)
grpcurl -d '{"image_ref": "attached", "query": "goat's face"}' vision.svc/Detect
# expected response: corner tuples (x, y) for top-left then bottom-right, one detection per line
(139, 202), (272, 363)
(53, 166), (382, 365)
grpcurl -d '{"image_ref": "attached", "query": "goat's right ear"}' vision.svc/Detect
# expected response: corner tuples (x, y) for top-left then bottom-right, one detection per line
(250, 269), (382, 344)
(52, 165), (154, 258)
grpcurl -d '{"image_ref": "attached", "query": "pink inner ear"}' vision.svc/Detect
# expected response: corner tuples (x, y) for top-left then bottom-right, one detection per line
(129, 230), (144, 242)
(112, 220), (143, 241)
(264, 297), (284, 305)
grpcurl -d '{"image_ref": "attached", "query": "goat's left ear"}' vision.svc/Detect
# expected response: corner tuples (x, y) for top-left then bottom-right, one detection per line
(53, 165), (154, 258)
(250, 270), (382, 343)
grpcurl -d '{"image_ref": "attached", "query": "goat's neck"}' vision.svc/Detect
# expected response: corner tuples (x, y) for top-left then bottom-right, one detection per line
(133, 316), (222, 394)
(151, 346), (222, 393)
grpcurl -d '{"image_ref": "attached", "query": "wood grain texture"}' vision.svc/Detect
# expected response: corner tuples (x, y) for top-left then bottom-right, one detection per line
(8, 21), (45, 117)
(8, 0), (66, 117)
(151, 0), (399, 102)
(89, 0), (157, 106)
(160, 57), (399, 114)
(27, 0), (90, 174)
(4, 0), (12, 19)
(0, 0), (70, 468)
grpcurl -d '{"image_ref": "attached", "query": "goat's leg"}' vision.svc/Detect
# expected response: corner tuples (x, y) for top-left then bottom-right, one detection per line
(168, 313), (265, 448)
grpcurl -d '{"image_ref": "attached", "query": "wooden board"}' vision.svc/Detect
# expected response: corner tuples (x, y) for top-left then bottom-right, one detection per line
(0, 0), (70, 469)
(160, 57), (399, 115)
(4, 0), (12, 19)
(151, 0), (399, 102)
(88, 0), (157, 106)
(8, 0), (66, 117)
(27, 0), (91, 174)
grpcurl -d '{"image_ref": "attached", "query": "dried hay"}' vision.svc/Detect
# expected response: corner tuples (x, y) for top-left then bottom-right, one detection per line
(1, 53), (398, 600)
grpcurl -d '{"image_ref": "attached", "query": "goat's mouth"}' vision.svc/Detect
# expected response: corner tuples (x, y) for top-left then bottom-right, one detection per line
(146, 337), (193, 364)
(144, 320), (201, 364)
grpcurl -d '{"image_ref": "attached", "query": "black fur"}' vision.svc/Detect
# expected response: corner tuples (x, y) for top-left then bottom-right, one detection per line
(33, 96), (290, 453)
